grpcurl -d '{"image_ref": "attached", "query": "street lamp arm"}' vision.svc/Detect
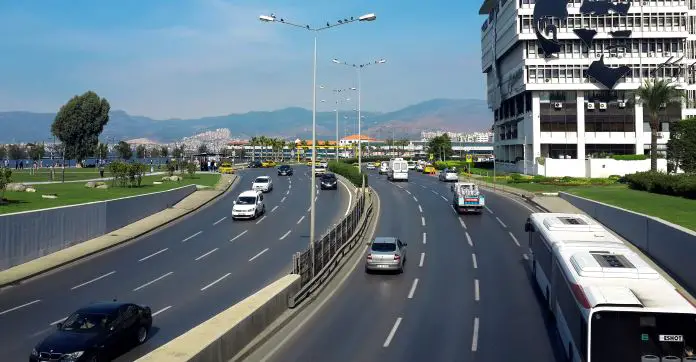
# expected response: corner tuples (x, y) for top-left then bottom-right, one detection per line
(259, 13), (375, 31)
(331, 58), (387, 69)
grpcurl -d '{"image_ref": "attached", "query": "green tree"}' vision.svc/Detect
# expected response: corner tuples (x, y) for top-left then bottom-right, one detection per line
(0, 145), (6, 160)
(636, 79), (685, 171)
(27, 143), (46, 161)
(115, 141), (133, 160)
(51, 91), (110, 164)
(160, 146), (169, 158)
(173, 145), (185, 159)
(667, 118), (696, 173)
(0, 168), (12, 200)
(94, 143), (109, 160)
(427, 134), (453, 161)
(149, 147), (160, 158)
(8, 144), (26, 160)
(136, 145), (146, 159)
(197, 144), (209, 154)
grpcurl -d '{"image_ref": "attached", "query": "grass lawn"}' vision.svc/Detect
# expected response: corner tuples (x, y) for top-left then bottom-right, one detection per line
(0, 173), (220, 215)
(7, 165), (168, 183)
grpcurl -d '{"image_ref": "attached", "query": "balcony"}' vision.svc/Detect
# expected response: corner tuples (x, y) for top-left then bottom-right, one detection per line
(539, 132), (578, 143)
(584, 132), (636, 144)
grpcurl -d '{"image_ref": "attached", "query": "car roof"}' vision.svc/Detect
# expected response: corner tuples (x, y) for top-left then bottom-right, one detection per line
(373, 236), (397, 243)
(254, 176), (270, 180)
(239, 190), (260, 197)
(76, 302), (128, 314)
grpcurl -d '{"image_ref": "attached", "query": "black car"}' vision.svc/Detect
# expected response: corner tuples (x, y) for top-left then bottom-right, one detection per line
(248, 160), (262, 168)
(320, 173), (338, 190)
(31, 302), (153, 362)
(277, 165), (293, 176)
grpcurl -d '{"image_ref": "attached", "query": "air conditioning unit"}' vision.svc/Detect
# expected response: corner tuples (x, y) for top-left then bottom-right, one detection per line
(599, 102), (608, 110)
(554, 102), (563, 109)
(618, 101), (627, 108)
(587, 102), (595, 110)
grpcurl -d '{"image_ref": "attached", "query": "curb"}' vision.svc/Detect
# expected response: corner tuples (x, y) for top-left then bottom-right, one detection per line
(0, 174), (240, 288)
(465, 177), (551, 212)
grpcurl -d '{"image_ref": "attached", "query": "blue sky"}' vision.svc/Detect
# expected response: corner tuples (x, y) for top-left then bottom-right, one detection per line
(0, 0), (485, 119)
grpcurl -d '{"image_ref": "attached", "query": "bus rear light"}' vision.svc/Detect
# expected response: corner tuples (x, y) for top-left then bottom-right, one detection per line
(571, 283), (591, 309)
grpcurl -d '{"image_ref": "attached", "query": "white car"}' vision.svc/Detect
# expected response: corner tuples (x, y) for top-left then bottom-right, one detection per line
(232, 190), (265, 220)
(314, 165), (327, 176)
(252, 176), (273, 192)
(366, 163), (376, 170)
(439, 168), (459, 182)
(319, 160), (328, 168)
(379, 162), (389, 175)
(407, 161), (416, 170)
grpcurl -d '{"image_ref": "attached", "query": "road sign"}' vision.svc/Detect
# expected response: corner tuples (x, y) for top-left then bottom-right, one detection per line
(429, 153), (434, 160)
(465, 154), (473, 163)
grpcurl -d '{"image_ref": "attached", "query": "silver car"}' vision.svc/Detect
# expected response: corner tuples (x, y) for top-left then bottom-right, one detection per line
(365, 237), (407, 273)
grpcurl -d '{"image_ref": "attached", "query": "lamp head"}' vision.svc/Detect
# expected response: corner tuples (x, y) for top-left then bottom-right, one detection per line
(332, 59), (341, 64)
(358, 13), (377, 22)
(259, 15), (275, 22)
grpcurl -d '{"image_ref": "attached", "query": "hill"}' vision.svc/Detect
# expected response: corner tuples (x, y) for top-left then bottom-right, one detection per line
(0, 98), (490, 143)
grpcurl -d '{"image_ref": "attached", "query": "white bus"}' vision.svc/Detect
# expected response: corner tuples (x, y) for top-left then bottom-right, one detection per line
(387, 158), (408, 182)
(524, 213), (696, 362)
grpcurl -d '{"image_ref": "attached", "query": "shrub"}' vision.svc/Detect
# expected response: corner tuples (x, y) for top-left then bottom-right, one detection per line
(185, 161), (197, 178)
(328, 161), (367, 187)
(612, 154), (648, 161)
(0, 167), (12, 199)
(107, 161), (146, 187)
(623, 171), (696, 199)
(166, 161), (177, 176)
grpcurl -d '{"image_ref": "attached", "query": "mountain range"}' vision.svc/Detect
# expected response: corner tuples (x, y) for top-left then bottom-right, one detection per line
(0, 98), (491, 143)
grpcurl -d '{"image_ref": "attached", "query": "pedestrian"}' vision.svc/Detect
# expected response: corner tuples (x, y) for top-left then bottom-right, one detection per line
(99, 162), (105, 178)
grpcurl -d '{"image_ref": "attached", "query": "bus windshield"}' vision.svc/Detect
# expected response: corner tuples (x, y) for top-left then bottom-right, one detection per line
(590, 310), (696, 361)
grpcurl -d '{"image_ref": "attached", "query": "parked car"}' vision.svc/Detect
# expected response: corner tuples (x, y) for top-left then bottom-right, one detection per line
(365, 237), (407, 273)
(30, 301), (152, 362)
(232, 190), (265, 219)
(248, 160), (262, 168)
(320, 173), (338, 190)
(252, 176), (273, 192)
(277, 165), (293, 176)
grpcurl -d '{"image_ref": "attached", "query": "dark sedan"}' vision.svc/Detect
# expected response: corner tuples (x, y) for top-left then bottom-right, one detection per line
(30, 302), (152, 362)
(320, 173), (338, 190)
(277, 165), (293, 176)
(248, 160), (262, 168)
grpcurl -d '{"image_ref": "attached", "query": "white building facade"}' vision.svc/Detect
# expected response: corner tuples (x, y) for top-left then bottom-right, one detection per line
(479, 0), (696, 177)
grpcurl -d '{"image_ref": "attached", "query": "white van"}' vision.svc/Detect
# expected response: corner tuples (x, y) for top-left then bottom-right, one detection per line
(388, 158), (409, 182)
(379, 161), (389, 175)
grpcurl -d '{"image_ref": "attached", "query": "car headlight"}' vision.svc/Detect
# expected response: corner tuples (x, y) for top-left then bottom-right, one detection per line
(62, 351), (84, 360)
(31, 348), (38, 356)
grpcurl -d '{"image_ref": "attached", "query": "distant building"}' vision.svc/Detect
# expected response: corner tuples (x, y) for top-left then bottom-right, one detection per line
(339, 135), (379, 146)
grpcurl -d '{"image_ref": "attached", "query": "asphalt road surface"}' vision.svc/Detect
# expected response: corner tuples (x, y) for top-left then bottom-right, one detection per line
(263, 169), (566, 362)
(0, 165), (350, 361)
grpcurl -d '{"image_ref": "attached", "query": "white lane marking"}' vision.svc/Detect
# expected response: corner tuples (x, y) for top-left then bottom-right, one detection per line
(422, 232), (427, 244)
(50, 317), (67, 326)
(441, 195), (447, 201)
(281, 196), (286, 203)
(315, 196), (318, 202)
(421, 217), (426, 226)
(289, 184), (292, 189)
(200, 272), (231, 291)
(474, 279), (480, 301)
(212, 216), (226, 226)
(152, 305), (172, 317)
(396, 185), (403, 189)
(195, 248), (218, 261)
(466, 232), (473, 246)
(383, 317), (403, 347)
(230, 230), (248, 242)
(509, 231), (520, 247)
(405, 190), (411, 195)
(450, 205), (458, 214)
(287, 190), (290, 195)
(138, 248), (168, 262)
(496, 217), (507, 228)
(249, 247), (269, 262)
(271, 205), (279, 212)
(296, 215), (305, 224)
(71, 271), (116, 290)
(413, 196), (418, 202)
(279, 230), (291, 240)
(418, 205), (423, 213)
(133, 271), (173, 291)
(407, 278), (419, 299)
(0, 300), (41, 316)
(419, 252), (425, 267)
(472, 253), (478, 269)
(472, 317), (480, 352)
(431, 189), (438, 195)
(523, 253), (529, 260)
(182, 231), (203, 242)
(339, 179), (353, 217)
(420, 185), (427, 189)
(306, 206), (311, 212)
(485, 205), (493, 213)
(256, 215), (267, 224)
(459, 218), (467, 229)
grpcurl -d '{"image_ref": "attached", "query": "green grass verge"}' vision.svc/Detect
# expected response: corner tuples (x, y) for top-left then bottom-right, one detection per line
(7, 165), (167, 183)
(0, 173), (220, 215)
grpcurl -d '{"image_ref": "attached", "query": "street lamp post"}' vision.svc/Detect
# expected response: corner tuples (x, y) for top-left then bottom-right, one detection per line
(260, 12), (376, 276)
(332, 58), (386, 172)
(327, 88), (355, 161)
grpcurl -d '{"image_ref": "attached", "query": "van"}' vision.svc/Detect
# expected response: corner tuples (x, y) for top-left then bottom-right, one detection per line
(379, 161), (389, 175)
(388, 158), (408, 182)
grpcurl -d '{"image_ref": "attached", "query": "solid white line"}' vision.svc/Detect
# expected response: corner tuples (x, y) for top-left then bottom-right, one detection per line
(200, 272), (231, 291)
(249, 247), (269, 262)
(50, 317), (67, 326)
(472, 253), (478, 269)
(256, 215), (267, 224)
(230, 230), (248, 242)
(405, 190), (411, 195)
(296, 215), (305, 224)
(0, 300), (41, 316)
(213, 216), (226, 225)
(152, 305), (172, 317)
(441, 195), (447, 201)
(138, 248), (168, 262)
(182, 231), (202, 242)
(523, 253), (529, 260)
(413, 196), (418, 202)
(496, 217), (507, 228)
(71, 271), (116, 290)
(450, 205), (457, 214)
(418, 205), (423, 213)
(431, 189), (438, 195)
(279, 230), (291, 240)
(474, 279), (480, 301)
(195, 248), (218, 261)
(421, 217), (426, 226)
(485, 205), (493, 213)
(271, 205), (279, 212)
(407, 278), (419, 299)
(419, 252), (425, 267)
(133, 272), (173, 291)
(472, 317), (480, 351)
(281, 196), (286, 203)
(459, 218), (467, 229)
(422, 232), (427, 244)
(509, 231), (520, 247)
(466, 232), (473, 246)
(339, 179), (352, 217)
(383, 317), (403, 347)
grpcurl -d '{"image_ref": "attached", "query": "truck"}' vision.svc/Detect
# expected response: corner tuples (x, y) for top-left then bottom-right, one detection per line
(387, 158), (409, 182)
(451, 182), (485, 214)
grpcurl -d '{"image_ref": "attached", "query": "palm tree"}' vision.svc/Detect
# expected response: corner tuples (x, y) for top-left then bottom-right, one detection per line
(636, 79), (684, 171)
(249, 137), (259, 161)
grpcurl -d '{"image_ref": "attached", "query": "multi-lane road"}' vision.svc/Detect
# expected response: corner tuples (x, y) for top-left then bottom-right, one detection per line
(0, 166), (351, 361)
(262, 169), (567, 362)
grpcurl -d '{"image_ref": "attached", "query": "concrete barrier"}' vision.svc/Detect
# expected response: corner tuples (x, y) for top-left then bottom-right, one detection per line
(0, 185), (196, 270)
(136, 274), (300, 362)
(559, 192), (696, 295)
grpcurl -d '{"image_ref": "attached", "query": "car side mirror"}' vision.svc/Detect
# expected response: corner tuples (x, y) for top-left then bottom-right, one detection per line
(56, 322), (63, 329)
(524, 221), (532, 232)
(403, 243), (408, 247)
(233, 200), (236, 205)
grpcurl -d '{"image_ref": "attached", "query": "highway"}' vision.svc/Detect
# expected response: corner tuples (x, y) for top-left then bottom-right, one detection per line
(263, 169), (566, 362)
(0, 165), (351, 361)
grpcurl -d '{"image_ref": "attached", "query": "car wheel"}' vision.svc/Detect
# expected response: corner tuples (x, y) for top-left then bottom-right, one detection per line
(398, 265), (404, 274)
(262, 205), (266, 214)
(136, 325), (149, 344)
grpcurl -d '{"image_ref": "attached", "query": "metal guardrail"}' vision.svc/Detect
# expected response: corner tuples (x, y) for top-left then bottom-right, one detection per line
(290, 188), (373, 307)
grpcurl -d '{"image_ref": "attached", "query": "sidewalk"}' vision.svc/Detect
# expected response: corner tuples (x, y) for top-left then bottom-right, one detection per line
(0, 173), (238, 287)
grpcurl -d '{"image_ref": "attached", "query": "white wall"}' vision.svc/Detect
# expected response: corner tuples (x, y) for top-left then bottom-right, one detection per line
(586, 159), (667, 178)
(541, 159), (586, 177)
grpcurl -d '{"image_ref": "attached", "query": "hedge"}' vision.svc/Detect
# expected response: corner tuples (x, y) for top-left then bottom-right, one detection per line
(506, 173), (618, 186)
(328, 161), (368, 187)
(623, 171), (696, 199)
(611, 154), (648, 161)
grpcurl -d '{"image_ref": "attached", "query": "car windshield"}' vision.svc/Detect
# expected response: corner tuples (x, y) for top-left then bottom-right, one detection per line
(371, 243), (397, 252)
(237, 196), (256, 205)
(60, 312), (110, 332)
(254, 178), (269, 183)
(221, 163), (231, 167)
(322, 175), (336, 181)
(279, 166), (290, 170)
